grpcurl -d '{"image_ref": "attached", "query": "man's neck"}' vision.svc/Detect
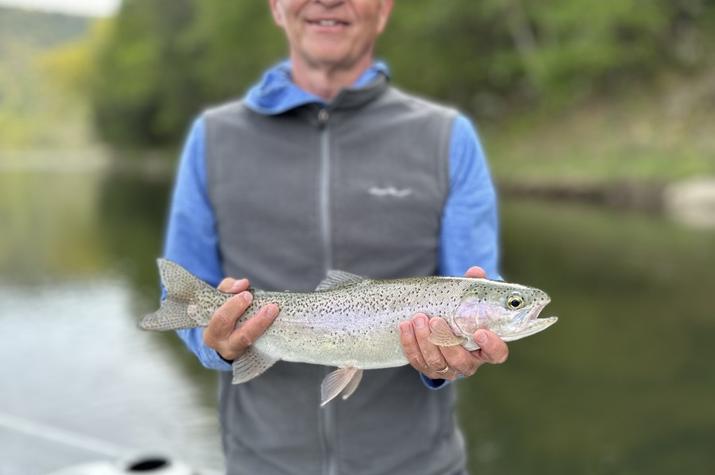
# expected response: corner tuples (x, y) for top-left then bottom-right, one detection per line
(290, 56), (373, 101)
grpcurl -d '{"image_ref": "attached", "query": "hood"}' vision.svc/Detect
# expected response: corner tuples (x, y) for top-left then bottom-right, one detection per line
(245, 60), (390, 115)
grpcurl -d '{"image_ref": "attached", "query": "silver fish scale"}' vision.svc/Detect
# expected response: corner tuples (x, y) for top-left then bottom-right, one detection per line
(192, 288), (232, 325)
(143, 259), (555, 375)
(141, 259), (558, 404)
(246, 278), (473, 369)
(141, 260), (558, 406)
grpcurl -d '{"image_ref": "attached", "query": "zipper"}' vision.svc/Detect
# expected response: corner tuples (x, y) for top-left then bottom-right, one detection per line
(316, 106), (338, 475)
(321, 378), (338, 475)
(318, 107), (333, 272)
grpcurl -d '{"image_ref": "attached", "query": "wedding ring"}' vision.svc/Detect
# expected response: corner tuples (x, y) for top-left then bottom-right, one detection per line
(436, 365), (450, 374)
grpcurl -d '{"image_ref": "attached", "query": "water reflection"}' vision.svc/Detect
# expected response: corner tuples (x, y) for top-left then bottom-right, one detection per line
(459, 199), (715, 474)
(0, 170), (106, 283)
(0, 166), (221, 473)
(1, 165), (714, 474)
(97, 170), (170, 306)
(0, 280), (223, 474)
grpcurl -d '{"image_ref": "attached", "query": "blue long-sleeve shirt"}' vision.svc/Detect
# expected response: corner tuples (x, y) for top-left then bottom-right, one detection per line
(163, 61), (501, 386)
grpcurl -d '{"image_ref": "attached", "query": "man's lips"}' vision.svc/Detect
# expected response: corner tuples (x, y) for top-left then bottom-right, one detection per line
(305, 18), (350, 27)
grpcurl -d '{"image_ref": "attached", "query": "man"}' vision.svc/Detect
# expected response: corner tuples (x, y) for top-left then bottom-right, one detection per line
(164, 1), (509, 473)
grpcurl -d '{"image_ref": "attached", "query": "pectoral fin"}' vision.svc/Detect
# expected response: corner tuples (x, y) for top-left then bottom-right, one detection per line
(231, 347), (278, 384)
(428, 318), (467, 347)
(320, 367), (363, 406)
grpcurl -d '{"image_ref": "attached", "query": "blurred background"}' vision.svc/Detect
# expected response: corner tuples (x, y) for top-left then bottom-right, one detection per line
(1, 0), (714, 473)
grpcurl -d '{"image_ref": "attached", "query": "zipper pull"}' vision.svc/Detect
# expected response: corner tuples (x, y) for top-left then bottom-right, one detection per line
(317, 108), (330, 126)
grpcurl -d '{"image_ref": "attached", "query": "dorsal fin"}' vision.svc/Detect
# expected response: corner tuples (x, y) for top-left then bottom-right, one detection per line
(315, 270), (366, 291)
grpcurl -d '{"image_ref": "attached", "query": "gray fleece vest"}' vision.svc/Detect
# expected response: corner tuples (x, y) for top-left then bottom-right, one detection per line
(204, 75), (466, 475)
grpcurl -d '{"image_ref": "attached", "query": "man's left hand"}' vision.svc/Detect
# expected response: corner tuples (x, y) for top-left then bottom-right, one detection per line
(398, 266), (510, 381)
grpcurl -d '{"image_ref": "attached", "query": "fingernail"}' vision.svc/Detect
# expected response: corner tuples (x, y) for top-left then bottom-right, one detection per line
(413, 316), (426, 329)
(231, 279), (248, 292)
(265, 304), (279, 318)
(475, 330), (488, 345)
(240, 292), (253, 305)
(399, 321), (411, 334)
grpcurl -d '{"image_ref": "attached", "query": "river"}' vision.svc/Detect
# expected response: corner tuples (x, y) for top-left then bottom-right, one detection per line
(1, 159), (713, 474)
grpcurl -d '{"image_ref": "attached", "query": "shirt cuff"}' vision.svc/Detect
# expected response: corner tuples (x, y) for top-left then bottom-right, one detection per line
(217, 351), (234, 365)
(176, 328), (234, 371)
(201, 347), (233, 371)
(420, 373), (450, 390)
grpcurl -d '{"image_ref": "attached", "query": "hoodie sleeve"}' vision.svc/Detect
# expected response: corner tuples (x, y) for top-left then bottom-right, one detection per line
(421, 114), (502, 390)
(163, 117), (231, 371)
(439, 114), (501, 280)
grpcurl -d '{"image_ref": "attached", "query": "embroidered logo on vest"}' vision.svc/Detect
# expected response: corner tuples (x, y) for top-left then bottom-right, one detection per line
(368, 186), (413, 198)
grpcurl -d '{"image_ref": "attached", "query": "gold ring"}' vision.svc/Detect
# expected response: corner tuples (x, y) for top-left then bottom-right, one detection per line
(436, 366), (450, 374)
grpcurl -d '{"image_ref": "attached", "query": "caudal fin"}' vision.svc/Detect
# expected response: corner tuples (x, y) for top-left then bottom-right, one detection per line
(139, 259), (214, 331)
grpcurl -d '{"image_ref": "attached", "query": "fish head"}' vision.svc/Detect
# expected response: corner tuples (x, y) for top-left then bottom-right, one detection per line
(451, 280), (554, 349)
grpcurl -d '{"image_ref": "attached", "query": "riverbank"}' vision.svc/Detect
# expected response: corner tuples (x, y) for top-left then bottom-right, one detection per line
(498, 177), (715, 229)
(483, 69), (715, 187)
(497, 180), (666, 211)
(480, 68), (715, 226)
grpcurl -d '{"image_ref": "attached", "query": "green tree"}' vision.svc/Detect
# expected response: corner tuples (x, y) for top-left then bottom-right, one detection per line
(82, 0), (715, 149)
(89, 0), (200, 146)
(188, 0), (285, 105)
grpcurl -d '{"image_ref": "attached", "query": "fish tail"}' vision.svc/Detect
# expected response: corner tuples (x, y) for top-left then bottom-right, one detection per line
(139, 258), (213, 331)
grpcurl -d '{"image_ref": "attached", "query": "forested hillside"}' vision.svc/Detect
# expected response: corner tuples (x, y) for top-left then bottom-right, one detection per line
(3, 1), (714, 183)
(0, 7), (90, 148)
(0, 6), (88, 52)
(81, 0), (714, 149)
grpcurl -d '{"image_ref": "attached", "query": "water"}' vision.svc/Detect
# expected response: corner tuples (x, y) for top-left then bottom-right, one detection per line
(1, 163), (714, 474)
(0, 282), (222, 474)
(461, 200), (715, 473)
(0, 166), (223, 474)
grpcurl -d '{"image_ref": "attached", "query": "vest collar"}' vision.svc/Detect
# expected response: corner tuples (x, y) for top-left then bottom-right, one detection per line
(330, 73), (389, 111)
(245, 60), (390, 115)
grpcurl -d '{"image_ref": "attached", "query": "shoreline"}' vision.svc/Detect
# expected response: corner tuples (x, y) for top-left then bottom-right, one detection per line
(499, 177), (715, 228)
(498, 180), (667, 212)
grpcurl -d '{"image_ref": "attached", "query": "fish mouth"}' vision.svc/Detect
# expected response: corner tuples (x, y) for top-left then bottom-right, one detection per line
(501, 316), (558, 342)
(527, 298), (549, 321)
(512, 297), (549, 328)
(503, 297), (557, 342)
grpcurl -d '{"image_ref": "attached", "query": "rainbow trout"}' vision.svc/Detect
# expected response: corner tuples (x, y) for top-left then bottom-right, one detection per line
(141, 259), (557, 406)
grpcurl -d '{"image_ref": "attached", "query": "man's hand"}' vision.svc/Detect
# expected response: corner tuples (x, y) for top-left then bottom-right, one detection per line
(398, 266), (510, 381)
(203, 277), (279, 362)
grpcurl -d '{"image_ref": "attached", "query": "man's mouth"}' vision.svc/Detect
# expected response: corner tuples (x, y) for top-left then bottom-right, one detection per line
(306, 18), (350, 28)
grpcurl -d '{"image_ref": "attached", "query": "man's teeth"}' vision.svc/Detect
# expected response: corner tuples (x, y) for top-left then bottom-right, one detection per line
(316, 20), (342, 26)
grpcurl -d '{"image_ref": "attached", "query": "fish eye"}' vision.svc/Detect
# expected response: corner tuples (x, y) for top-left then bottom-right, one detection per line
(506, 294), (525, 309)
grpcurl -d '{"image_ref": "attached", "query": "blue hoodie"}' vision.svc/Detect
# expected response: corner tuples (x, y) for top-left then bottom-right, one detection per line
(164, 61), (501, 388)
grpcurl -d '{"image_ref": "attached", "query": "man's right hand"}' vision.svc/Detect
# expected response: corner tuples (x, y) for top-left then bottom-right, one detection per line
(202, 277), (279, 362)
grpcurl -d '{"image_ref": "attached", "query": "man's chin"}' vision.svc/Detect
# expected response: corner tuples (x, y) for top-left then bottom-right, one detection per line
(301, 51), (366, 72)
(296, 41), (354, 61)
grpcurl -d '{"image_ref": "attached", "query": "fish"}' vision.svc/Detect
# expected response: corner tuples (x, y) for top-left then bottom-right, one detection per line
(140, 259), (558, 406)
